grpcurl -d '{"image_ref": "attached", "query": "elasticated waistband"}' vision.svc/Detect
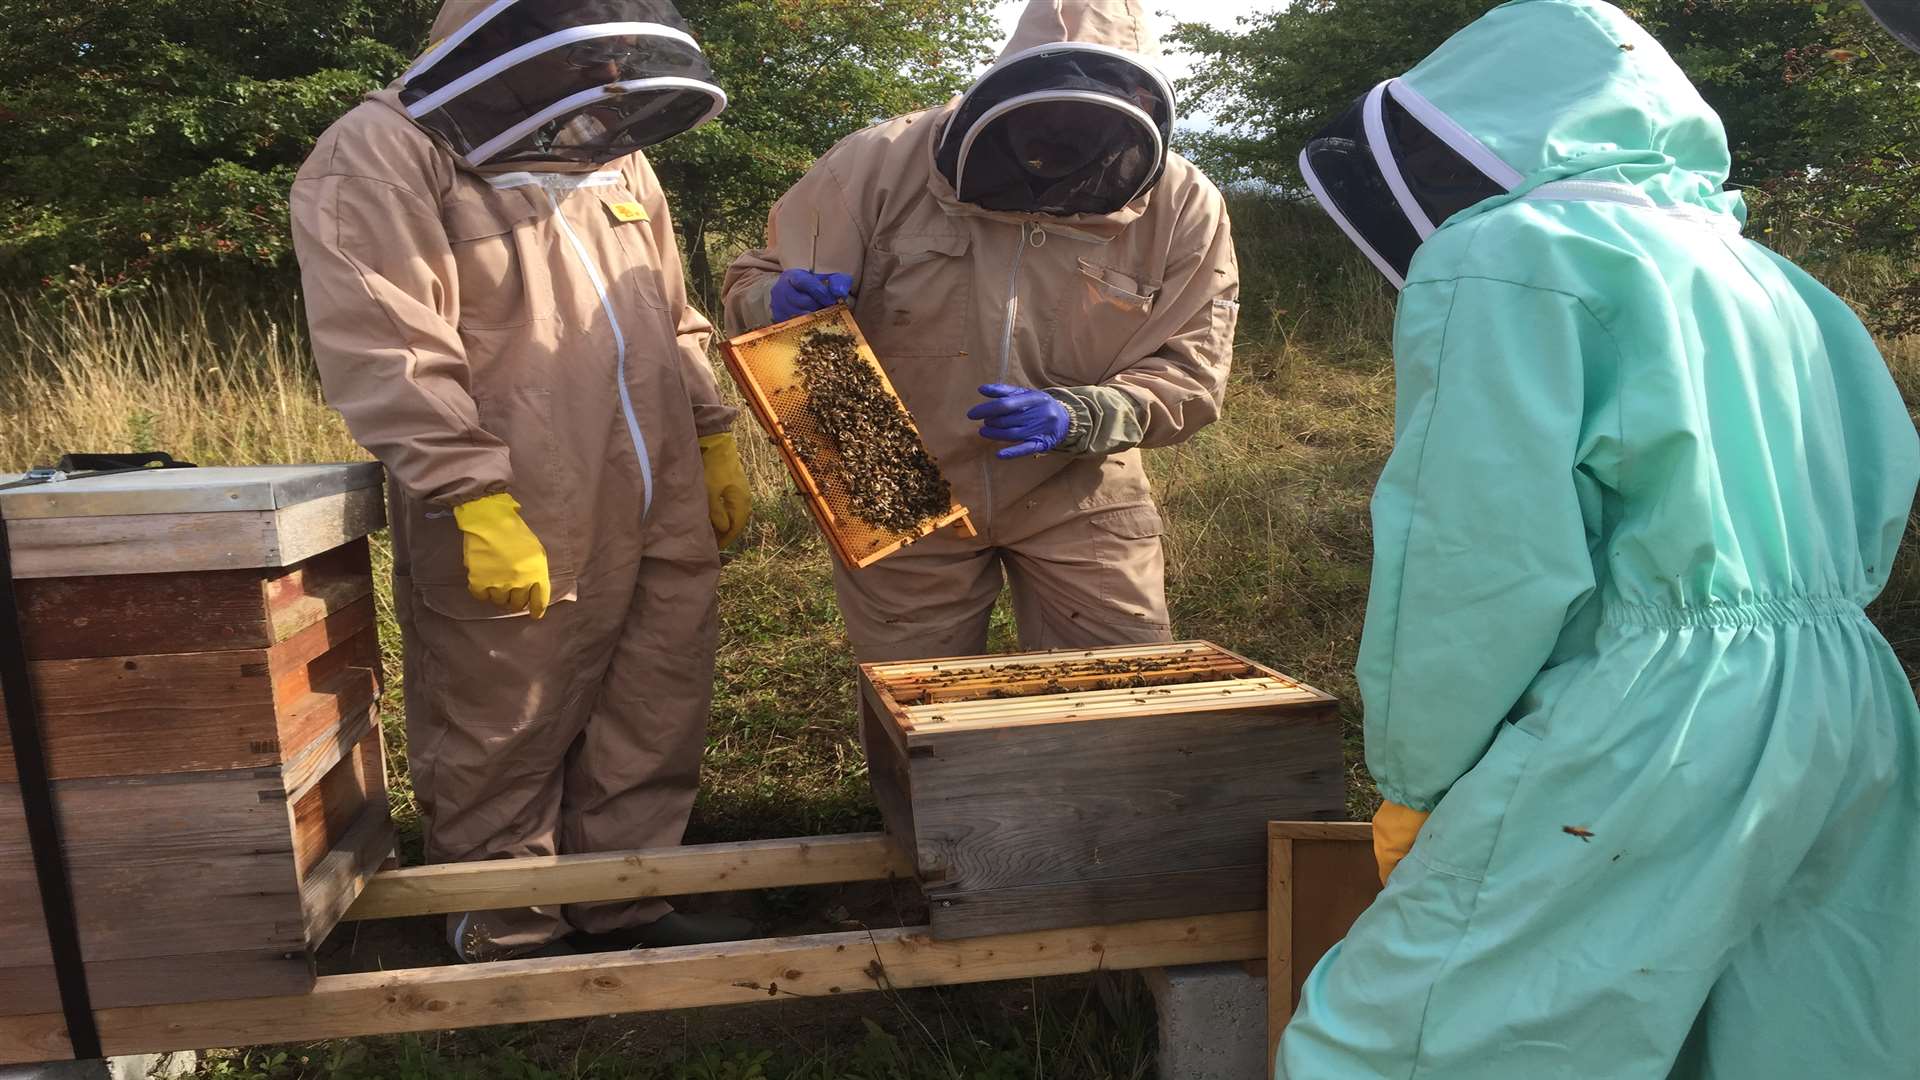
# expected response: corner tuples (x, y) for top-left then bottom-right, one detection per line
(1603, 594), (1865, 629)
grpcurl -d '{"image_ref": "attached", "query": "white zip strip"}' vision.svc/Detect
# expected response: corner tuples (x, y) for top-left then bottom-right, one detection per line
(1362, 80), (1438, 238)
(542, 183), (655, 517)
(467, 76), (727, 166)
(406, 0), (522, 83)
(953, 89), (1161, 206)
(1386, 79), (1525, 189)
(972, 41), (1176, 118)
(405, 23), (702, 116)
(1298, 146), (1407, 290)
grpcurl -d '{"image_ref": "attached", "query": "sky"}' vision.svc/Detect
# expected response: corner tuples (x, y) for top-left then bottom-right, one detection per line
(985, 1), (1266, 83)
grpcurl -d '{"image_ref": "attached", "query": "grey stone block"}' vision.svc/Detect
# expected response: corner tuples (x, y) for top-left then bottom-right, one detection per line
(0, 1052), (197, 1080)
(1145, 963), (1269, 1080)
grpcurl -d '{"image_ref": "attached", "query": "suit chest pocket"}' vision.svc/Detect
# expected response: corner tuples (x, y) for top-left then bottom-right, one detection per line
(1044, 258), (1158, 384)
(443, 195), (556, 330)
(858, 231), (973, 358)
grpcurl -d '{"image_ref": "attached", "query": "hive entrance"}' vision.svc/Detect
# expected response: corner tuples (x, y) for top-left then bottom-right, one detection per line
(722, 306), (974, 569)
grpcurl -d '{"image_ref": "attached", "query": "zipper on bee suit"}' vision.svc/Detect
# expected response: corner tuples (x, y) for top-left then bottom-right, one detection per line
(543, 181), (654, 518)
(986, 221), (1045, 536)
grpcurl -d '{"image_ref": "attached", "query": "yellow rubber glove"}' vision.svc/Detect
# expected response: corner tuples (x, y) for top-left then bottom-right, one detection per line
(1373, 800), (1431, 886)
(698, 432), (752, 549)
(451, 493), (551, 619)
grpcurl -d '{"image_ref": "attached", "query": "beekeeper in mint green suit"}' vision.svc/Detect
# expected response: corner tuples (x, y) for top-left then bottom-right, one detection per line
(1280, 2), (1920, 1076)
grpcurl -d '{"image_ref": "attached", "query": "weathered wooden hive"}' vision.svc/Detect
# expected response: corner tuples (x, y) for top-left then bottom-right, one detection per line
(860, 641), (1345, 939)
(0, 464), (395, 1055)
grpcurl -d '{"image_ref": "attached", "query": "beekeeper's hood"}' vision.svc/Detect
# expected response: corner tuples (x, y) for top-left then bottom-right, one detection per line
(395, 0), (727, 171)
(1301, 0), (1741, 288)
(935, 0), (1175, 216)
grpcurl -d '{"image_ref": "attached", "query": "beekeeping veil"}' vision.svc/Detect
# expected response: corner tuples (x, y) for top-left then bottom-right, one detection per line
(935, 0), (1175, 216)
(399, 0), (727, 170)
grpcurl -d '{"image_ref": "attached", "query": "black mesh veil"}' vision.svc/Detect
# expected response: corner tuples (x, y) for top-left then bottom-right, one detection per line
(1299, 80), (1512, 287)
(399, 0), (725, 168)
(935, 43), (1174, 216)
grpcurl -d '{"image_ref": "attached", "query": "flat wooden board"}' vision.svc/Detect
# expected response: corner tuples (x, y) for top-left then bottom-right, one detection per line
(5, 489), (385, 579)
(905, 709), (1343, 898)
(0, 596), (379, 783)
(927, 862), (1268, 940)
(0, 464), (381, 520)
(721, 305), (974, 569)
(0, 912), (1265, 1063)
(12, 539), (374, 661)
(345, 833), (913, 922)
(1266, 822), (1379, 1063)
(0, 770), (306, 971)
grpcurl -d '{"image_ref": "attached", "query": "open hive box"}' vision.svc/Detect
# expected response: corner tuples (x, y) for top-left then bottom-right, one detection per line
(721, 305), (975, 568)
(0, 464), (395, 1057)
(860, 641), (1345, 939)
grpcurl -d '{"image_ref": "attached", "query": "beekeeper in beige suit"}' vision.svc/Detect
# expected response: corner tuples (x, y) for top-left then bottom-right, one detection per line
(724, 0), (1239, 664)
(291, 0), (755, 962)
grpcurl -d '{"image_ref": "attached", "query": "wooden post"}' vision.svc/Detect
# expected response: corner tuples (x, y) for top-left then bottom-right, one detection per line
(1266, 822), (1381, 1067)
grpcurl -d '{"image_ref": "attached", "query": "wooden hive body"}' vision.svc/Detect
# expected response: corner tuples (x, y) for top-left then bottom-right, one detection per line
(720, 305), (975, 568)
(860, 642), (1345, 939)
(0, 465), (395, 1051)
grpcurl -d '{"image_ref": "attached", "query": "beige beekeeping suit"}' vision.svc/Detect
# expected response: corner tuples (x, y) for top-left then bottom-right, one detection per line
(724, 0), (1239, 662)
(290, 0), (735, 960)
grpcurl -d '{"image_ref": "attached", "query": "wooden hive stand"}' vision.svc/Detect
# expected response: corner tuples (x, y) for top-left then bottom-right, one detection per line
(0, 464), (395, 1060)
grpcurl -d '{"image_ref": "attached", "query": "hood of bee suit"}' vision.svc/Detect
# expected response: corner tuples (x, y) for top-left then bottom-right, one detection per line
(391, 0), (727, 173)
(1299, 0), (1744, 288)
(934, 0), (1175, 217)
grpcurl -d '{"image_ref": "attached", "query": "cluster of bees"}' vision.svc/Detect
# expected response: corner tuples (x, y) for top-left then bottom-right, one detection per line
(792, 328), (952, 534)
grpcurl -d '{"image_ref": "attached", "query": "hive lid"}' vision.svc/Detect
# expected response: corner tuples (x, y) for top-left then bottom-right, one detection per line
(0, 463), (383, 521)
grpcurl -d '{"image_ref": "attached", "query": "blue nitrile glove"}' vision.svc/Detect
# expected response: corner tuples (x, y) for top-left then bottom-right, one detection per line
(967, 384), (1073, 459)
(771, 269), (854, 322)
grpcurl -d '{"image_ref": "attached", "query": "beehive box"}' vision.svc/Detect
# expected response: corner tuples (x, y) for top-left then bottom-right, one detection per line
(721, 305), (975, 568)
(0, 465), (395, 1052)
(861, 642), (1344, 939)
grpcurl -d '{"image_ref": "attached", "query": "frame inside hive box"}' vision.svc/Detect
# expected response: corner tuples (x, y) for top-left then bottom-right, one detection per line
(860, 641), (1346, 940)
(721, 305), (975, 569)
(0, 464), (396, 1054)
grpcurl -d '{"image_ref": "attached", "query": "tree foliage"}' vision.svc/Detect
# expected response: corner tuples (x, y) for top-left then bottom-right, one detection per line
(0, 0), (997, 295)
(1172, 0), (1920, 258)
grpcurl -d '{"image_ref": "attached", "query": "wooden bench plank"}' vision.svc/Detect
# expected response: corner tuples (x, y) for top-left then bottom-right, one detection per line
(345, 833), (914, 922)
(0, 911), (1265, 1064)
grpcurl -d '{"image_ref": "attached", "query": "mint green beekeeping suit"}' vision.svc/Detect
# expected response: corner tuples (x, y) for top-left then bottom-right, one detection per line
(1280, 2), (1920, 1077)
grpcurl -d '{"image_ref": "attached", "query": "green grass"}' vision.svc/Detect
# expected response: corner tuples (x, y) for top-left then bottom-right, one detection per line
(2, 192), (1915, 1075)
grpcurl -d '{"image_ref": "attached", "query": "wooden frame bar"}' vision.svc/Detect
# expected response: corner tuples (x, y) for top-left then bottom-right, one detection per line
(720, 306), (976, 570)
(1266, 822), (1380, 1067)
(1, 833), (1264, 1065)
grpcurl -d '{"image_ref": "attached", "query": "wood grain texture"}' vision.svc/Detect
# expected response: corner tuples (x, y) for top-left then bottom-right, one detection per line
(0, 771), (305, 969)
(0, 949), (314, 1016)
(1265, 823), (1379, 1060)
(291, 725), (385, 880)
(0, 595), (375, 783)
(0, 912), (1265, 1064)
(345, 833), (913, 922)
(297, 802), (396, 949)
(907, 708), (1343, 895)
(11, 539), (373, 662)
(6, 486), (382, 579)
(927, 863), (1267, 939)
